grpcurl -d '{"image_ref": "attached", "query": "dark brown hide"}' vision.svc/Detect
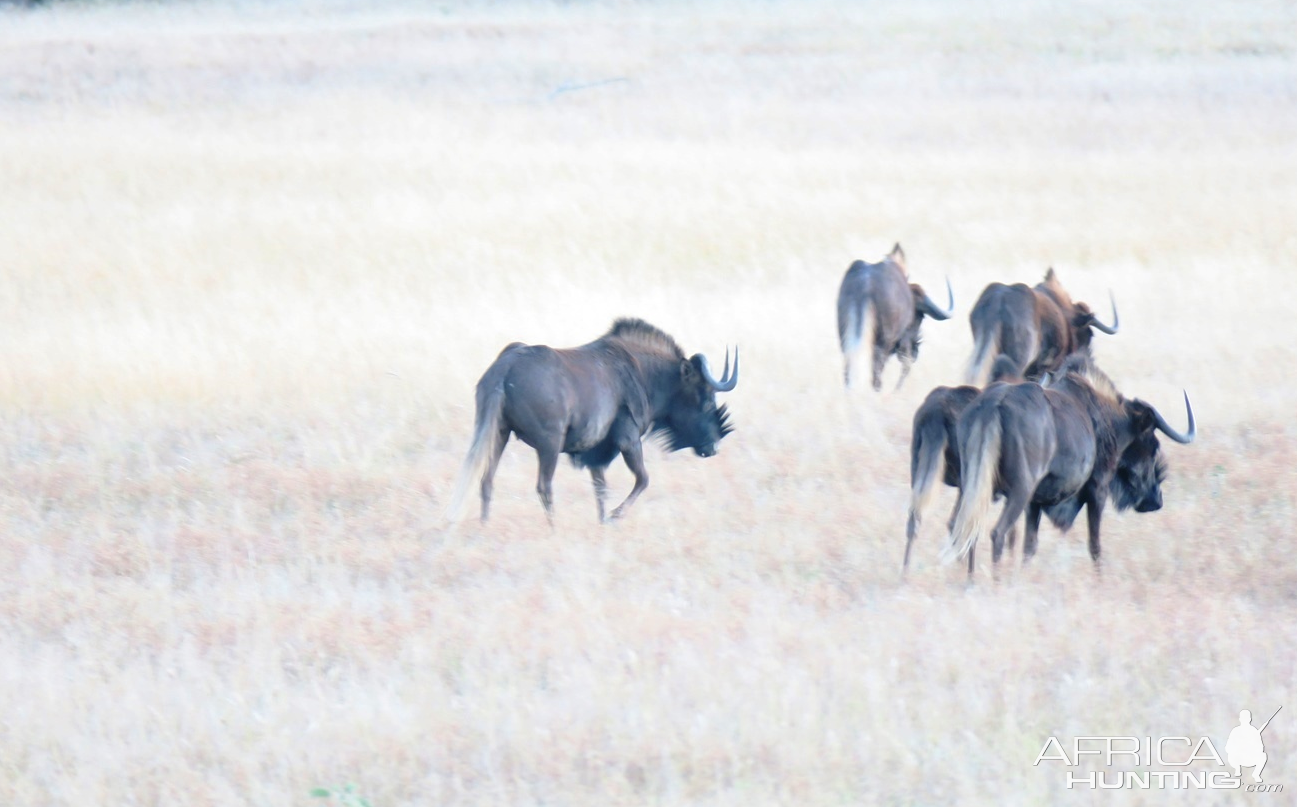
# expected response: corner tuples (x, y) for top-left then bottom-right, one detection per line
(904, 355), (1021, 569)
(836, 243), (953, 390)
(944, 355), (1194, 576)
(447, 319), (737, 524)
(965, 268), (1118, 384)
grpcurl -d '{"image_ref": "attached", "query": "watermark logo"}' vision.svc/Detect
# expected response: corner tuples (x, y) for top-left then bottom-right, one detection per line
(1035, 706), (1282, 792)
(1229, 708), (1279, 784)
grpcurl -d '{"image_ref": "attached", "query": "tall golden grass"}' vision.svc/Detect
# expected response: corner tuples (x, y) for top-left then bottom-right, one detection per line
(1, 1), (1294, 804)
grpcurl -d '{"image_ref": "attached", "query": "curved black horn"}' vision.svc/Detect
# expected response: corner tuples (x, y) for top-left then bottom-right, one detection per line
(1091, 291), (1119, 335)
(919, 277), (955, 320)
(1152, 390), (1196, 444)
(700, 346), (739, 392)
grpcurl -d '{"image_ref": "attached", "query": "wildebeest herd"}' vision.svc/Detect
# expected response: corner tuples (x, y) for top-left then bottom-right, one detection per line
(450, 245), (1195, 578)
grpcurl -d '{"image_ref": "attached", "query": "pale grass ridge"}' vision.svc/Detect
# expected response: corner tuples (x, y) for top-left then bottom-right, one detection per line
(0, 1), (1295, 805)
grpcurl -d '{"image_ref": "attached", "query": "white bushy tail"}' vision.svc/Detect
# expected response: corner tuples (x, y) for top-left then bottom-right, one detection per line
(908, 431), (946, 535)
(965, 327), (999, 386)
(444, 387), (506, 523)
(942, 415), (1001, 563)
(842, 299), (875, 388)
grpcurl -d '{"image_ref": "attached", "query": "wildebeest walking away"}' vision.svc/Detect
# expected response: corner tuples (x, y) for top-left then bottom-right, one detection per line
(943, 354), (1195, 575)
(904, 355), (1023, 569)
(836, 243), (954, 390)
(965, 268), (1118, 385)
(446, 318), (738, 524)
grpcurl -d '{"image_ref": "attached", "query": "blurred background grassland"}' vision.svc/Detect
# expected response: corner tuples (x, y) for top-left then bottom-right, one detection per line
(0, 1), (1294, 805)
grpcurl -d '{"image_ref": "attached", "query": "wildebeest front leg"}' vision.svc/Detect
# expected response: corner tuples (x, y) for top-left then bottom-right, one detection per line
(590, 466), (610, 523)
(1084, 489), (1107, 563)
(903, 511), (919, 570)
(609, 441), (649, 521)
(894, 350), (914, 391)
(1022, 502), (1043, 560)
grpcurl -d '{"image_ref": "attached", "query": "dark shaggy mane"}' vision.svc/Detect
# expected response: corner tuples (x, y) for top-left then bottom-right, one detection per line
(651, 404), (733, 452)
(1053, 352), (1125, 469)
(1056, 351), (1121, 408)
(606, 318), (685, 360)
(1111, 453), (1168, 512)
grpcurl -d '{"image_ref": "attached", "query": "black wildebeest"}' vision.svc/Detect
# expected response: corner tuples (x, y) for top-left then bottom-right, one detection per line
(837, 244), (954, 390)
(446, 318), (738, 524)
(943, 354), (1195, 575)
(965, 268), (1118, 385)
(903, 354), (1023, 569)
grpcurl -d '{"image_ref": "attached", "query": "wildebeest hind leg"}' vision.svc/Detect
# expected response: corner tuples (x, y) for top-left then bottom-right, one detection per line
(903, 513), (918, 571)
(870, 346), (887, 392)
(991, 490), (1030, 564)
(609, 442), (649, 521)
(479, 428), (510, 523)
(905, 489), (956, 570)
(590, 466), (610, 523)
(535, 444), (560, 525)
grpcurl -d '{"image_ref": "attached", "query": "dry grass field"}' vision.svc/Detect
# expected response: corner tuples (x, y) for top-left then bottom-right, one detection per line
(1, 1), (1295, 804)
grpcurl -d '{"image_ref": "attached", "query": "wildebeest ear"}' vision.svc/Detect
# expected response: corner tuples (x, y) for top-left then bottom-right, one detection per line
(888, 243), (906, 268)
(1071, 302), (1095, 327)
(1043, 267), (1058, 284)
(1125, 399), (1157, 430)
(909, 283), (927, 309)
(681, 357), (698, 381)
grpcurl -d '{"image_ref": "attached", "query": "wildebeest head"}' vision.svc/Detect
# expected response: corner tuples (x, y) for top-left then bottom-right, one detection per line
(1111, 394), (1196, 512)
(1038, 268), (1120, 352)
(900, 280), (955, 360)
(656, 348), (738, 457)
